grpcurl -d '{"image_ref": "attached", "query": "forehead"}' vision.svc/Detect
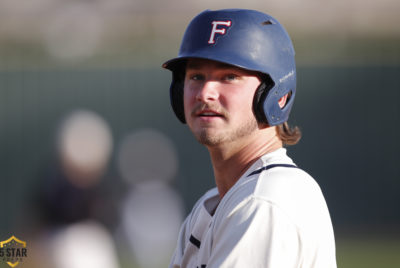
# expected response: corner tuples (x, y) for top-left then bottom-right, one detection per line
(185, 58), (260, 77)
(186, 58), (234, 69)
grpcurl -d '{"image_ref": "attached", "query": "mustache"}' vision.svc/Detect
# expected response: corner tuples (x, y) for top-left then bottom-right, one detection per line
(191, 103), (228, 118)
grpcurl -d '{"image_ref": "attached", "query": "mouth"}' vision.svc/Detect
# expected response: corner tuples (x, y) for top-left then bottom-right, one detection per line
(196, 110), (224, 118)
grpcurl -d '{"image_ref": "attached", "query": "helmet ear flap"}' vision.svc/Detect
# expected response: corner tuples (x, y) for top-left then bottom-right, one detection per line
(170, 65), (186, 124)
(253, 75), (274, 125)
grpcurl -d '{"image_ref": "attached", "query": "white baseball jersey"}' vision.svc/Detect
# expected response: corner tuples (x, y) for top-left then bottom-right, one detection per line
(170, 148), (336, 268)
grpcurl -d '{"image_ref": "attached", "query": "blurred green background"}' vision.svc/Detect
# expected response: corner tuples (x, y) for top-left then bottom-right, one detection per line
(0, 0), (399, 267)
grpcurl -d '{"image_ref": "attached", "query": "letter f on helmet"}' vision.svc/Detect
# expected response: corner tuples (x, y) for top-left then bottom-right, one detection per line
(208, 21), (232, 44)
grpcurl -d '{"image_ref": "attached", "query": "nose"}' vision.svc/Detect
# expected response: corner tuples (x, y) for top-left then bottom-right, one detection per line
(196, 81), (219, 102)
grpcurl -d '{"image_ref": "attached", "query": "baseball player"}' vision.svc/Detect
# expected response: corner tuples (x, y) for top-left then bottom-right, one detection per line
(163, 9), (336, 268)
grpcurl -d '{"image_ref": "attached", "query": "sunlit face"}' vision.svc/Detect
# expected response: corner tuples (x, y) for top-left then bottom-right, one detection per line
(183, 59), (261, 146)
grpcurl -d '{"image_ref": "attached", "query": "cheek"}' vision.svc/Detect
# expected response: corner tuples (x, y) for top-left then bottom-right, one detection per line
(231, 89), (254, 109)
(228, 91), (256, 119)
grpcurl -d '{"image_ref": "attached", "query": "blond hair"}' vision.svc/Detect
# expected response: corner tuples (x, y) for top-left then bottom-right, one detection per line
(276, 122), (301, 146)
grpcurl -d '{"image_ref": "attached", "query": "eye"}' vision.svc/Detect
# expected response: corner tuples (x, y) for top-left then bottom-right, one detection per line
(188, 73), (205, 81)
(223, 73), (239, 81)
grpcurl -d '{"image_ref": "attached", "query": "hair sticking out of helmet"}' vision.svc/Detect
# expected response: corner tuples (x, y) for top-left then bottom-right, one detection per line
(277, 122), (301, 146)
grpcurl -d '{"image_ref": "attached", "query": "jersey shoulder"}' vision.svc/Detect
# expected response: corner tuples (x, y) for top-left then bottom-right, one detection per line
(254, 166), (323, 204)
(218, 164), (331, 231)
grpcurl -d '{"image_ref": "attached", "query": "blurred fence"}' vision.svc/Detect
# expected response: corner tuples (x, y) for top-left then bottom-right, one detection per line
(0, 65), (399, 233)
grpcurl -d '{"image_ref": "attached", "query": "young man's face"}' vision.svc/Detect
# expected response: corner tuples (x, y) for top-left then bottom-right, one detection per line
(183, 58), (261, 146)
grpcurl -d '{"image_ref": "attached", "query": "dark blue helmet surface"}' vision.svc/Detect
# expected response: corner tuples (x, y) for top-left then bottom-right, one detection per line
(163, 9), (296, 126)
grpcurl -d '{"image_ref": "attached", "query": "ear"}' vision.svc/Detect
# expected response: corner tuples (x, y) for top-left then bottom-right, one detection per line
(278, 93), (289, 109)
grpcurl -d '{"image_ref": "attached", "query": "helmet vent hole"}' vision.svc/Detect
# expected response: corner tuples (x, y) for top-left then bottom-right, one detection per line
(281, 91), (293, 110)
(262, 20), (275, 25)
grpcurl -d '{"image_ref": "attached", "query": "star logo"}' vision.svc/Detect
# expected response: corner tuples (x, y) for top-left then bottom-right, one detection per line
(0, 236), (27, 267)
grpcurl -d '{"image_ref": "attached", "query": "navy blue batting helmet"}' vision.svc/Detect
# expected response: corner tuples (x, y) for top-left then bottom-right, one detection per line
(162, 9), (296, 126)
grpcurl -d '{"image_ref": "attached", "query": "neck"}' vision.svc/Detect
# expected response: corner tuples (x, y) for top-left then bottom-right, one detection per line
(207, 126), (283, 199)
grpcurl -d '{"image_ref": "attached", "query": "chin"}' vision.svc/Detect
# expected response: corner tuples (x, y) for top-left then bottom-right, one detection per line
(194, 130), (225, 146)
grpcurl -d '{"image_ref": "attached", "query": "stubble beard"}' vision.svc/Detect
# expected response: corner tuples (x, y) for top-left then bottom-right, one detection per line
(193, 117), (259, 146)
